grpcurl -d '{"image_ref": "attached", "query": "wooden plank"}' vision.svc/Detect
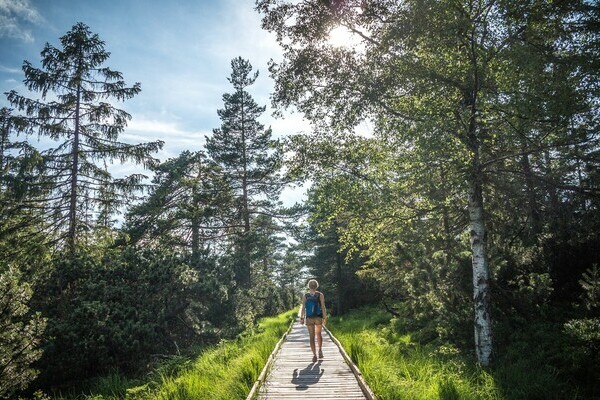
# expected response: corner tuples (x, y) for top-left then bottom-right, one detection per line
(246, 317), (295, 400)
(325, 326), (377, 400)
(253, 320), (375, 400)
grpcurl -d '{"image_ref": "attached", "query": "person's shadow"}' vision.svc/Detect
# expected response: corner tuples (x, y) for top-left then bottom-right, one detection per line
(291, 361), (324, 390)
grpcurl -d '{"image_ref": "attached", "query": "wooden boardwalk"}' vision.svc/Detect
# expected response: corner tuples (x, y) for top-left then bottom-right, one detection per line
(255, 321), (372, 400)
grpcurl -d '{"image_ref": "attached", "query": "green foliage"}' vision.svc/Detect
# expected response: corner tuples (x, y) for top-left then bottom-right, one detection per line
(58, 310), (295, 400)
(125, 150), (232, 260)
(329, 307), (594, 400)
(0, 266), (46, 399)
(0, 108), (50, 264)
(148, 310), (293, 400)
(559, 268), (600, 396)
(34, 247), (231, 386)
(563, 316), (600, 392)
(299, 191), (381, 315)
(260, 0), (600, 366)
(5, 22), (162, 248)
(206, 57), (284, 288)
(579, 265), (600, 312)
(275, 247), (307, 311)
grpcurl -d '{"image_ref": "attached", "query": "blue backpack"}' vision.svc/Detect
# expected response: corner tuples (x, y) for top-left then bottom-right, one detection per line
(305, 292), (323, 318)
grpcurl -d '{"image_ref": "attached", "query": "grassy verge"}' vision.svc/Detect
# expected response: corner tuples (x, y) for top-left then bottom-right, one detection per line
(328, 307), (581, 400)
(58, 309), (295, 400)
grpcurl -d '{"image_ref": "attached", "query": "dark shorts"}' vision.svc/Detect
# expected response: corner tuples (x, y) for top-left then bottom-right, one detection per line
(306, 317), (323, 326)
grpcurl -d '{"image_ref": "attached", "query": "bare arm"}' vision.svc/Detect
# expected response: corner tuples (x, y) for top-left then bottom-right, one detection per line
(299, 294), (306, 323)
(320, 292), (327, 326)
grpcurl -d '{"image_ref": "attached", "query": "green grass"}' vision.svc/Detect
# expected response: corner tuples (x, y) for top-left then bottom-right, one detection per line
(50, 306), (591, 399)
(328, 307), (579, 400)
(56, 310), (295, 400)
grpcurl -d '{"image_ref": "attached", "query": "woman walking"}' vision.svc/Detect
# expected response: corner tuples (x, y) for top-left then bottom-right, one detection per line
(299, 279), (328, 363)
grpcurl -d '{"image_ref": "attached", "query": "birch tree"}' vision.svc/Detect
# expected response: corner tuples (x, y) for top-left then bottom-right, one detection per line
(258, 0), (596, 366)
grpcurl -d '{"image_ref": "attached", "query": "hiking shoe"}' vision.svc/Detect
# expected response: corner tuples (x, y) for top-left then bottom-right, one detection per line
(318, 350), (324, 359)
(312, 355), (317, 363)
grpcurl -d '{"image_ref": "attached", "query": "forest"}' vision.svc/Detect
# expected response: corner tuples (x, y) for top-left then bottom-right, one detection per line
(1, 0), (599, 399)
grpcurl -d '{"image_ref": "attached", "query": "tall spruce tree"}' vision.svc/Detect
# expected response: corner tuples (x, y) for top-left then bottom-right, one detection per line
(6, 22), (162, 251)
(206, 57), (282, 287)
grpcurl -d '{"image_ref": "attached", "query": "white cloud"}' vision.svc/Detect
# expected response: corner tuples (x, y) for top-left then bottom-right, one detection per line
(0, 14), (33, 41)
(105, 160), (150, 180)
(104, 116), (210, 184)
(201, 0), (282, 100)
(125, 115), (209, 160)
(0, 64), (21, 74)
(0, 0), (42, 23)
(0, 0), (43, 42)
(121, 114), (310, 207)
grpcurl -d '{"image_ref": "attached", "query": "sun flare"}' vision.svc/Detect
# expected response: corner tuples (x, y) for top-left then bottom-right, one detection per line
(328, 25), (362, 49)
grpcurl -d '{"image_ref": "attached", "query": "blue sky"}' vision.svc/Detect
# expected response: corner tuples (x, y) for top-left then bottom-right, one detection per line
(0, 0), (311, 205)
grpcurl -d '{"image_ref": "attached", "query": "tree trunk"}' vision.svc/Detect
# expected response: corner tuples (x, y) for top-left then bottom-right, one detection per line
(575, 149), (587, 212)
(240, 93), (251, 287)
(468, 111), (493, 367)
(191, 170), (201, 263)
(191, 214), (200, 262)
(0, 115), (8, 173)
(68, 83), (82, 252)
(335, 229), (343, 315)
(330, 219), (344, 315)
(465, 23), (493, 366)
(520, 142), (540, 236)
(468, 172), (493, 366)
(467, 112), (493, 366)
(544, 150), (560, 231)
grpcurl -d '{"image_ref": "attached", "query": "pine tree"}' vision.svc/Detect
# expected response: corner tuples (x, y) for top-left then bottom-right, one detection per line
(206, 57), (282, 287)
(125, 150), (232, 263)
(5, 22), (162, 252)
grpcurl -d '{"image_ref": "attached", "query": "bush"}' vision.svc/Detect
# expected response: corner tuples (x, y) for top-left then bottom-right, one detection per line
(33, 247), (232, 388)
(0, 265), (46, 399)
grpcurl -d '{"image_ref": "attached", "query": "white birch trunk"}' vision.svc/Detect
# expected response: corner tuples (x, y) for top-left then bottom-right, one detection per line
(469, 179), (493, 366)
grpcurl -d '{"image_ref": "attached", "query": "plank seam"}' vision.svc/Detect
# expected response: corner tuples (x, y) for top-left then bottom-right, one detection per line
(246, 315), (295, 400)
(324, 327), (377, 400)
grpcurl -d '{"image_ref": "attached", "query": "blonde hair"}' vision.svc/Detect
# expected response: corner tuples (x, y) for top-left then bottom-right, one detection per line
(307, 279), (319, 290)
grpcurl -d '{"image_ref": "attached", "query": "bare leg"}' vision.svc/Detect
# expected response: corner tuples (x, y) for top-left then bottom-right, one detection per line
(315, 324), (323, 355)
(306, 324), (316, 356)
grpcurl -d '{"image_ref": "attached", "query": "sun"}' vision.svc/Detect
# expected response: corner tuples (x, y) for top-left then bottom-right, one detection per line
(327, 25), (362, 49)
